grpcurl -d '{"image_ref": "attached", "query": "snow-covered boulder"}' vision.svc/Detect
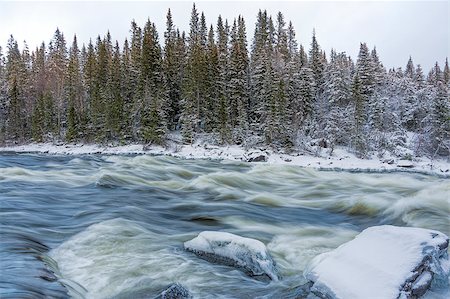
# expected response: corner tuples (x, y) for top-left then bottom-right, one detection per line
(397, 159), (415, 168)
(184, 231), (280, 281)
(304, 225), (449, 299)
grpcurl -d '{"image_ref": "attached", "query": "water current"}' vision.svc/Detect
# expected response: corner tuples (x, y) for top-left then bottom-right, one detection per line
(0, 153), (448, 298)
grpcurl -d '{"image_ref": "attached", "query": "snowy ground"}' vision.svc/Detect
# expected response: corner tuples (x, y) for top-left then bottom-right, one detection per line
(0, 141), (448, 177)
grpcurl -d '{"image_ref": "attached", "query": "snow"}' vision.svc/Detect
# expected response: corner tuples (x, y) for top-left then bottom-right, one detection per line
(0, 141), (448, 177)
(184, 231), (280, 281)
(304, 225), (449, 299)
(414, 271), (433, 288)
(397, 159), (415, 168)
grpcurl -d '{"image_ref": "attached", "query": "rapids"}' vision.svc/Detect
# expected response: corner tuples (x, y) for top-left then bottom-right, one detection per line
(0, 153), (448, 298)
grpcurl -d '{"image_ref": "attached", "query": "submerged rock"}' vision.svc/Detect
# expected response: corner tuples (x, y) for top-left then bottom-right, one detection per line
(156, 283), (192, 299)
(184, 231), (280, 281)
(304, 225), (449, 299)
(112, 283), (192, 299)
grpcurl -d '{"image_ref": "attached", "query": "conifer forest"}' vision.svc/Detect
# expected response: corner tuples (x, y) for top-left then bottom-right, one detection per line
(0, 5), (449, 158)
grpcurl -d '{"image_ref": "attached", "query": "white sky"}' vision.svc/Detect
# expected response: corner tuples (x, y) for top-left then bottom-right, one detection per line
(0, 0), (448, 71)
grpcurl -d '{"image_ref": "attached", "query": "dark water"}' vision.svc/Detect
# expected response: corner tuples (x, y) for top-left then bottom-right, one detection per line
(0, 153), (448, 298)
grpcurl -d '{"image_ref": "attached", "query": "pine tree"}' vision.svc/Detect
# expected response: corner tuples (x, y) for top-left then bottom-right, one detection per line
(322, 51), (352, 148)
(415, 64), (425, 88)
(91, 35), (109, 141)
(404, 56), (415, 79)
(48, 28), (68, 138)
(299, 44), (308, 67)
(443, 58), (450, 86)
(29, 42), (52, 141)
(213, 15), (231, 143)
(356, 42), (375, 100)
(140, 20), (167, 144)
(352, 73), (368, 157)
(204, 24), (219, 133)
(309, 29), (325, 91)
(181, 4), (210, 142)
(107, 41), (124, 140)
(130, 20), (143, 138)
(430, 82), (449, 156)
(163, 9), (183, 130)
(275, 12), (288, 62)
(297, 67), (316, 127)
(427, 62), (443, 86)
(65, 35), (83, 142)
(121, 38), (133, 139)
(260, 61), (277, 144)
(5, 35), (27, 141)
(229, 16), (249, 143)
(286, 21), (298, 61)
(249, 10), (269, 127)
(83, 39), (97, 141)
(0, 46), (7, 141)
(371, 47), (385, 87)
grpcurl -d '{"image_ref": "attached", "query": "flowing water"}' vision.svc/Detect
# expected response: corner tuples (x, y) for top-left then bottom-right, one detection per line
(0, 153), (449, 298)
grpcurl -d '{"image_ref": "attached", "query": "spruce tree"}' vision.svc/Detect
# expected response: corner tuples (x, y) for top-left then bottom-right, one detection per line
(213, 15), (231, 143)
(107, 41), (124, 140)
(48, 28), (68, 138)
(430, 82), (449, 156)
(140, 20), (167, 144)
(121, 38), (133, 139)
(5, 35), (27, 141)
(130, 20), (143, 138)
(163, 9), (183, 130)
(352, 73), (368, 157)
(415, 64), (425, 88)
(308, 29), (325, 91)
(443, 58), (450, 86)
(404, 56), (415, 79)
(229, 16), (249, 143)
(65, 35), (83, 142)
(356, 42), (375, 100)
(0, 46), (6, 141)
(181, 4), (207, 143)
(204, 24), (219, 133)
(428, 62), (443, 86)
(91, 36), (109, 141)
(83, 40), (97, 141)
(322, 51), (352, 148)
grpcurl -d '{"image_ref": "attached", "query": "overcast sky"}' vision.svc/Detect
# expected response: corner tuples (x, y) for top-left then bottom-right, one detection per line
(1, 0), (448, 71)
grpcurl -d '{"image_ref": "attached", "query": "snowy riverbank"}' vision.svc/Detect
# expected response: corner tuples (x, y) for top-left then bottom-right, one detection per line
(0, 142), (449, 177)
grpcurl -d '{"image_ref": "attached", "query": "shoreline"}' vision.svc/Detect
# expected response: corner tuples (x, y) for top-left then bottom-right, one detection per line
(0, 142), (449, 177)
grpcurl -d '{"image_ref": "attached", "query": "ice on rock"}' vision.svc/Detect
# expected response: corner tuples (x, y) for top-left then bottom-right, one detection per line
(304, 225), (449, 299)
(184, 231), (280, 281)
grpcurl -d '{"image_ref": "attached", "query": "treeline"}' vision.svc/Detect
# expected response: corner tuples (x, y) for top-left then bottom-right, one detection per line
(0, 5), (449, 157)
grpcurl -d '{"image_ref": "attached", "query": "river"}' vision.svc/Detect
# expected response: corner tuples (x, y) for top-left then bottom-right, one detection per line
(0, 153), (449, 298)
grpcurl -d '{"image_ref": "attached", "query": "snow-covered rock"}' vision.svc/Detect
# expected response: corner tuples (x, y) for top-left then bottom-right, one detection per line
(304, 225), (449, 299)
(184, 231), (280, 281)
(245, 151), (268, 162)
(397, 160), (415, 168)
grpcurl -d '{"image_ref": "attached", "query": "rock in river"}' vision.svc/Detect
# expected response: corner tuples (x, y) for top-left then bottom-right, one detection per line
(245, 151), (268, 162)
(156, 283), (192, 299)
(184, 231), (280, 281)
(304, 225), (449, 299)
